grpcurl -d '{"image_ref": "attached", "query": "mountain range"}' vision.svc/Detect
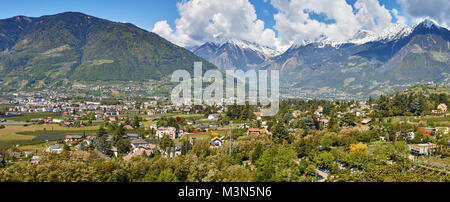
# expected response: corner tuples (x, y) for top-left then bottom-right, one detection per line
(0, 12), (448, 99)
(189, 39), (280, 71)
(0, 12), (216, 91)
(192, 19), (449, 98)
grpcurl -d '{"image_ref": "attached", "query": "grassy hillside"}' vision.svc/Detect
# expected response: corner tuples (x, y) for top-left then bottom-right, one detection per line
(0, 12), (216, 91)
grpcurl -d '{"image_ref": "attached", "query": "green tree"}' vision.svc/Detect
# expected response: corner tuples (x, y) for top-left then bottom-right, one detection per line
(303, 116), (317, 130)
(340, 113), (358, 127)
(271, 121), (292, 144)
(96, 136), (113, 157)
(191, 139), (211, 158)
(116, 139), (132, 154)
(157, 169), (177, 182)
(315, 151), (335, 171)
(305, 164), (317, 177)
(132, 115), (141, 128)
(180, 139), (190, 155)
(409, 97), (422, 116)
(159, 135), (174, 151)
(63, 144), (71, 152)
(327, 111), (338, 130)
(320, 135), (333, 151)
(251, 143), (263, 164)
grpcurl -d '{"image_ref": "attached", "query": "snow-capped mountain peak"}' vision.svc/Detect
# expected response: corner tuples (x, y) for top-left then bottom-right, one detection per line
(289, 19), (448, 50)
(190, 39), (282, 70)
(210, 39), (281, 57)
(418, 18), (439, 29)
(349, 23), (413, 45)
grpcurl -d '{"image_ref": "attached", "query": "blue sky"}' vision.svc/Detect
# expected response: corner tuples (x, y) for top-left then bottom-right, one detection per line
(0, 0), (406, 31)
(0, 0), (181, 30)
(1, 0), (447, 50)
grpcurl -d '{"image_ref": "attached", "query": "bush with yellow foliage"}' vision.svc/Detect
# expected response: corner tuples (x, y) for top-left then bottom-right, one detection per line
(210, 132), (219, 139)
(349, 143), (368, 155)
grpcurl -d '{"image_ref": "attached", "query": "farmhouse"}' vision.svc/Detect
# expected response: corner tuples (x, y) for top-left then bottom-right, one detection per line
(123, 125), (134, 130)
(210, 136), (225, 147)
(126, 133), (139, 140)
(84, 135), (98, 145)
(292, 110), (303, 118)
(361, 119), (372, 125)
(65, 135), (82, 143)
(247, 128), (268, 135)
(408, 143), (438, 155)
(130, 139), (150, 149)
(156, 127), (177, 139)
(46, 145), (63, 154)
(417, 127), (436, 136)
(163, 142), (183, 158)
(207, 114), (219, 121)
(123, 148), (153, 160)
(437, 103), (447, 113)
(30, 156), (42, 165)
(254, 112), (263, 120)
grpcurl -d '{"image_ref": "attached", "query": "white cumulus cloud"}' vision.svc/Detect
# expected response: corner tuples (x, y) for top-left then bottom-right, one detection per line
(152, 0), (278, 48)
(397, 0), (450, 27)
(391, 8), (407, 25)
(272, 0), (360, 45)
(152, 0), (411, 51)
(271, 0), (398, 46)
(354, 0), (393, 32)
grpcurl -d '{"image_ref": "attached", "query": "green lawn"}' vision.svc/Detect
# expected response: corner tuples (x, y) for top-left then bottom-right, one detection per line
(141, 113), (205, 120)
(0, 124), (100, 150)
(388, 115), (450, 127)
(5, 112), (64, 122)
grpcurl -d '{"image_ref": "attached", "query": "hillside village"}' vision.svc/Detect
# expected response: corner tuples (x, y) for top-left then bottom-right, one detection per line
(0, 84), (449, 182)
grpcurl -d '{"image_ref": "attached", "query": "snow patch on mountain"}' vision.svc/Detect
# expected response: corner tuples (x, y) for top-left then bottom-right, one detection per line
(420, 18), (438, 29)
(290, 19), (443, 49)
(349, 23), (413, 44)
(208, 39), (282, 57)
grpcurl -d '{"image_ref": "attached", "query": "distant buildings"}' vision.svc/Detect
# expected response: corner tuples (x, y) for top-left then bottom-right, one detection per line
(130, 139), (150, 149)
(84, 135), (98, 145)
(126, 133), (139, 140)
(30, 156), (42, 165)
(207, 114), (219, 121)
(210, 136), (225, 147)
(437, 103), (447, 113)
(408, 143), (438, 155)
(292, 110), (303, 118)
(417, 127), (436, 136)
(65, 135), (82, 145)
(254, 112), (262, 120)
(156, 127), (177, 139)
(247, 128), (268, 135)
(163, 142), (183, 158)
(436, 127), (449, 135)
(361, 119), (372, 125)
(46, 145), (63, 154)
(123, 125), (134, 130)
(314, 106), (323, 117)
(0, 154), (5, 167)
(8, 152), (22, 158)
(123, 148), (153, 160)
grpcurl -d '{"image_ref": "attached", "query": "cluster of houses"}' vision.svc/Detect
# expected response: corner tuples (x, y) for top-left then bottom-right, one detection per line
(0, 150), (42, 165)
(38, 119), (235, 161)
(3, 90), (448, 163)
(432, 103), (448, 114)
(408, 143), (440, 155)
(404, 126), (449, 155)
(0, 153), (5, 167)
